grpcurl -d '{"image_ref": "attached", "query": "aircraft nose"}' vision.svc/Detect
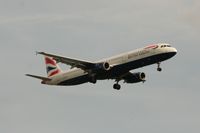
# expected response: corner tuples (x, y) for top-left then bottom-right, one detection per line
(173, 47), (177, 54)
(170, 47), (177, 57)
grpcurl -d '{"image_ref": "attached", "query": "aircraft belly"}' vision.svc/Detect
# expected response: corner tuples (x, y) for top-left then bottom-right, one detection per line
(57, 74), (89, 86)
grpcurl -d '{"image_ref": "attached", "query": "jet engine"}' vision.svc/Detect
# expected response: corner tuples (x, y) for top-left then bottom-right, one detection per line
(95, 62), (111, 71)
(123, 72), (146, 83)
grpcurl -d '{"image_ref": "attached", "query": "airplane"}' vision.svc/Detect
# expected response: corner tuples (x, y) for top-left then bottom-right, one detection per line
(26, 43), (177, 90)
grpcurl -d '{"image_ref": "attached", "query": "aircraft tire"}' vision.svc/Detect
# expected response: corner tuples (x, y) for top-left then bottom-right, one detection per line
(113, 84), (121, 90)
(157, 68), (162, 72)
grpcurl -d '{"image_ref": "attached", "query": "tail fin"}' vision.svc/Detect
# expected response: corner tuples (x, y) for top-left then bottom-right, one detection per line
(45, 56), (62, 77)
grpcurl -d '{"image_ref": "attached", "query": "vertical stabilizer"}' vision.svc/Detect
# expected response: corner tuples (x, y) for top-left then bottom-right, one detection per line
(45, 56), (62, 77)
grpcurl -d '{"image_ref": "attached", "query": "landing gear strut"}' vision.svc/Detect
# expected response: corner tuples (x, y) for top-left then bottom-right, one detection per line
(157, 62), (162, 72)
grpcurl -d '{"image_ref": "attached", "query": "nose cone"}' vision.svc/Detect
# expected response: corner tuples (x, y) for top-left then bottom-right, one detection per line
(173, 47), (177, 53)
(172, 47), (177, 56)
(168, 47), (177, 58)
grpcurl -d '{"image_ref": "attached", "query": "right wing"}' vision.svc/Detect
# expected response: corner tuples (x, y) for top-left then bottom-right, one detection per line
(37, 52), (96, 70)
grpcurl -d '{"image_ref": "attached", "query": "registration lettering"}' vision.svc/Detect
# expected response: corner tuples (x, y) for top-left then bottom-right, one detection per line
(128, 50), (149, 59)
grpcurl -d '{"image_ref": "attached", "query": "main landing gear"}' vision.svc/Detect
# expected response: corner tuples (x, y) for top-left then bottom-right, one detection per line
(157, 62), (162, 72)
(113, 83), (121, 90)
(113, 81), (121, 90)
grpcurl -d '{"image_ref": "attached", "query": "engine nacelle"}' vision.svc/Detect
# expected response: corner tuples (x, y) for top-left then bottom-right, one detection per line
(95, 62), (111, 71)
(124, 72), (146, 83)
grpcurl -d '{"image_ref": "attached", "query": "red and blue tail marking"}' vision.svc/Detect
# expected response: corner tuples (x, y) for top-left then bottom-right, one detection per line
(45, 56), (62, 77)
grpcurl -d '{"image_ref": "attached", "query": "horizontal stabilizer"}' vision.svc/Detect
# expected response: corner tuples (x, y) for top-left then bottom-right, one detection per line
(26, 74), (52, 81)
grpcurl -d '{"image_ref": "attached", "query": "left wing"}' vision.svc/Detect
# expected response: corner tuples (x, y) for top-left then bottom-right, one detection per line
(37, 52), (96, 70)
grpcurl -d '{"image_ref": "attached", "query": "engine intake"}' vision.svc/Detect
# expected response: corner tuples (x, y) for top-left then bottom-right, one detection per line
(124, 72), (146, 83)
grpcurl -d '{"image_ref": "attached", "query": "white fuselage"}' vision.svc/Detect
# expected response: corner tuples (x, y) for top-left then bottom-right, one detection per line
(45, 43), (177, 85)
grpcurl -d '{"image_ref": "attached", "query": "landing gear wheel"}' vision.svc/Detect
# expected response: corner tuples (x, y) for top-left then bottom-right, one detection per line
(113, 84), (121, 90)
(157, 67), (162, 72)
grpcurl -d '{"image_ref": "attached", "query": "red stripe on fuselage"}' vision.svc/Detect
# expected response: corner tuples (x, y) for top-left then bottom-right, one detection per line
(144, 45), (158, 49)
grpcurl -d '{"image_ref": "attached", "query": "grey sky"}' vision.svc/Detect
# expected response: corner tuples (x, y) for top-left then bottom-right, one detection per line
(0, 0), (200, 133)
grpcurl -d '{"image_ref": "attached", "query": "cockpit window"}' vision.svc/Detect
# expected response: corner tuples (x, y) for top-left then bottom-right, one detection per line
(161, 45), (171, 48)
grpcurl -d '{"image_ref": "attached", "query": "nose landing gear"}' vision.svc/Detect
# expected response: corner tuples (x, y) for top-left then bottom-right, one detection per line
(157, 62), (162, 72)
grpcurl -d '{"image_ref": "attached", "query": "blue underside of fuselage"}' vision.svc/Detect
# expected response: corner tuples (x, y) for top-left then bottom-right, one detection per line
(57, 52), (176, 86)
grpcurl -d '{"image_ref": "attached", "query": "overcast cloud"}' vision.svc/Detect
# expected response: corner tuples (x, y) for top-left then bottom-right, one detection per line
(0, 0), (200, 133)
